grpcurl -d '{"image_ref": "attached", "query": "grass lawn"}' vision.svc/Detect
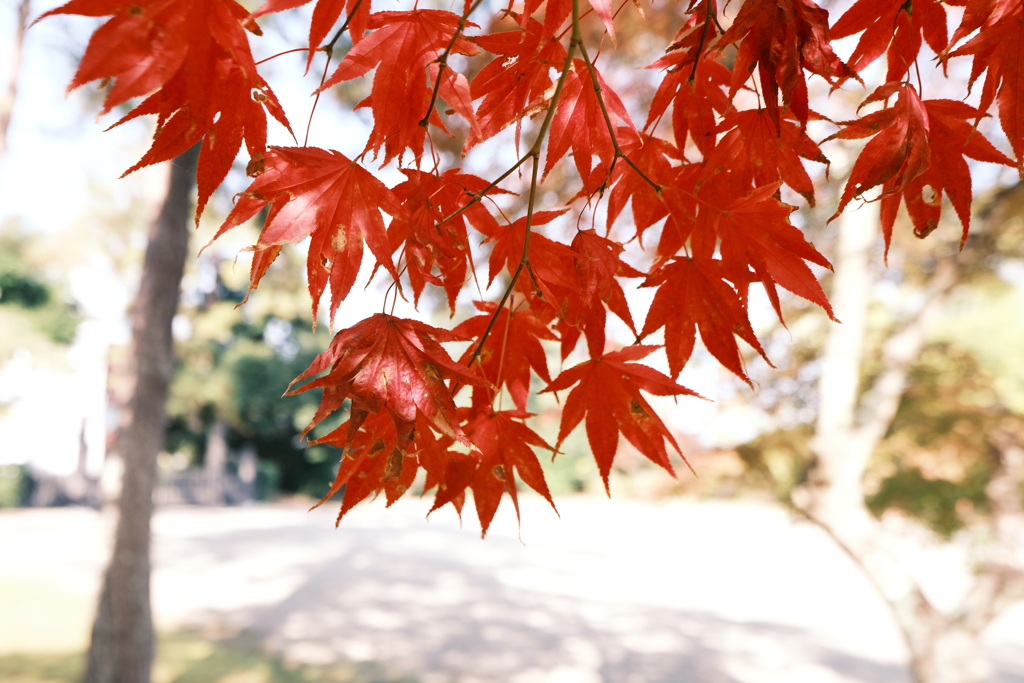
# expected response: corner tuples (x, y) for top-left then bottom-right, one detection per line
(0, 632), (417, 683)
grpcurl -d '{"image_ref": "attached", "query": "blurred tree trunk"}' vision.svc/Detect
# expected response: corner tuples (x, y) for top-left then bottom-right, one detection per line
(794, 204), (1024, 683)
(83, 145), (199, 683)
(0, 0), (30, 161)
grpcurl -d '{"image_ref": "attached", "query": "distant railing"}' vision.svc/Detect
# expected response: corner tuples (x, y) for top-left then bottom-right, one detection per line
(154, 471), (256, 506)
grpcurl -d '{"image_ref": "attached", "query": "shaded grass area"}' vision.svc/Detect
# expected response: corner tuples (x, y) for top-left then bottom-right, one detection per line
(0, 632), (416, 683)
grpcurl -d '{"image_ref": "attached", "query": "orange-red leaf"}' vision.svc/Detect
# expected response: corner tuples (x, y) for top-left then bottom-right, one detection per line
(467, 15), (567, 151)
(541, 346), (699, 493)
(641, 257), (770, 383)
(453, 301), (557, 411)
(544, 60), (636, 190)
(464, 410), (556, 536)
(209, 147), (402, 323)
(828, 83), (931, 231)
(41, 0), (293, 222)
(318, 9), (479, 165)
(289, 313), (489, 445)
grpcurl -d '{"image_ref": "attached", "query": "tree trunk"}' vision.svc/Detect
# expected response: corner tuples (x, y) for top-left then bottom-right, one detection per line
(793, 202), (998, 683)
(0, 0), (30, 161)
(83, 145), (199, 683)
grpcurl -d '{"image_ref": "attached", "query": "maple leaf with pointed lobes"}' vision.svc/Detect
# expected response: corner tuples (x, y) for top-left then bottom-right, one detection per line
(520, 0), (570, 39)
(660, 0), (723, 68)
(542, 346), (699, 493)
(463, 410), (557, 536)
(289, 314), (490, 451)
(208, 147), (402, 324)
(828, 83), (931, 231)
(707, 181), (835, 323)
(479, 210), (582, 321)
(318, 10), (480, 165)
(388, 169), (507, 314)
(453, 301), (556, 411)
(467, 15), (568, 152)
(544, 60), (637, 190)
(831, 0), (947, 83)
(720, 0), (856, 129)
(945, 2), (1024, 178)
(560, 229), (643, 358)
(655, 161), (717, 264)
(38, 0), (293, 222)
(641, 257), (770, 383)
(251, 0), (373, 72)
(703, 108), (830, 207)
(880, 100), (1014, 249)
(606, 128), (679, 236)
(645, 54), (731, 157)
(310, 411), (418, 524)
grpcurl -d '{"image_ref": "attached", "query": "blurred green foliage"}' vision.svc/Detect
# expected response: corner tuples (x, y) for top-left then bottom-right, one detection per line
(0, 222), (82, 352)
(0, 465), (27, 507)
(164, 244), (346, 499)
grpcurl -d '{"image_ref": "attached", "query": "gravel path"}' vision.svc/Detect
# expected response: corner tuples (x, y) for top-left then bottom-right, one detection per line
(2, 497), (1022, 682)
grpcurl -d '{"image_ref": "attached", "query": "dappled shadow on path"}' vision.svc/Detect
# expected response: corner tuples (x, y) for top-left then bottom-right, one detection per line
(157, 507), (913, 683)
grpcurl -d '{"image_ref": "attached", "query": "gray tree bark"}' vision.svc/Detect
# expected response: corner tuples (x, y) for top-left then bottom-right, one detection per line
(83, 145), (199, 683)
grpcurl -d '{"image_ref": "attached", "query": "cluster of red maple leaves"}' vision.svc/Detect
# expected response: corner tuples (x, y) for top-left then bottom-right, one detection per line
(44, 0), (1020, 532)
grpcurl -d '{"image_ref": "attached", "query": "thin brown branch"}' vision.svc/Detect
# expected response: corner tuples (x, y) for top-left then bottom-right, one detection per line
(420, 0), (487, 128)
(440, 154), (530, 224)
(325, 0), (367, 52)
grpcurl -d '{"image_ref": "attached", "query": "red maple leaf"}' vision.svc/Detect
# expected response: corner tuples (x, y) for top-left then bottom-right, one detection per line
(711, 182), (835, 322)
(828, 83), (931, 230)
(704, 108), (829, 206)
(544, 59), (636, 190)
(467, 15), (568, 151)
(480, 210), (581, 321)
(289, 313), (489, 448)
(880, 100), (1013, 247)
(560, 229), (643, 358)
(388, 169), (506, 313)
(720, 0), (856, 128)
(945, 2), (1024, 178)
(645, 54), (731, 157)
(208, 147), (403, 323)
(39, 0), (293, 221)
(640, 257), (770, 383)
(831, 0), (947, 82)
(453, 301), (556, 411)
(318, 9), (480, 164)
(463, 409), (557, 536)
(541, 346), (699, 492)
(310, 411), (416, 523)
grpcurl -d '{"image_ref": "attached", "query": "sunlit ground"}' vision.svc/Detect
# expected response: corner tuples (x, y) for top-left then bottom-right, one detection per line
(2, 497), (1023, 683)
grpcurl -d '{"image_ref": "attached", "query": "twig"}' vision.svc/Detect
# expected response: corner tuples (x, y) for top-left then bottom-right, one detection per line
(420, 0), (487, 127)
(325, 0), (367, 52)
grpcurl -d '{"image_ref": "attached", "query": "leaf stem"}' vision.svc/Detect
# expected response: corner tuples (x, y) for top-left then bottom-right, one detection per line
(689, 0), (717, 83)
(304, 50), (334, 146)
(255, 48), (313, 66)
(441, 154), (529, 224)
